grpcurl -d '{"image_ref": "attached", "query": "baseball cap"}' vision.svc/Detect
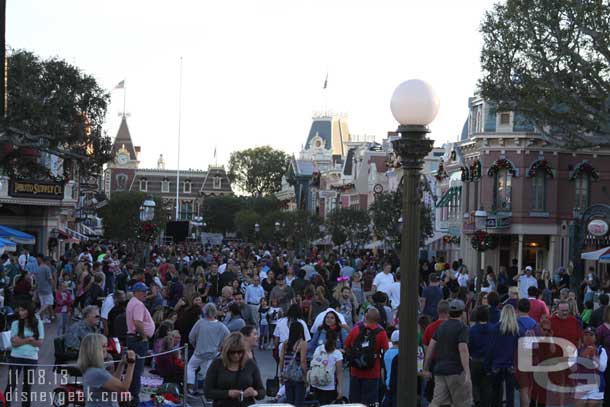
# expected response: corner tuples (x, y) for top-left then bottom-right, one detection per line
(584, 326), (596, 335)
(132, 282), (149, 292)
(525, 266), (533, 272)
(449, 299), (465, 312)
(391, 330), (400, 343)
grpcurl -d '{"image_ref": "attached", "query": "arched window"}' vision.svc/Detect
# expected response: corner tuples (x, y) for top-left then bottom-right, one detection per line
(575, 174), (590, 210)
(532, 172), (546, 211)
(494, 169), (512, 210)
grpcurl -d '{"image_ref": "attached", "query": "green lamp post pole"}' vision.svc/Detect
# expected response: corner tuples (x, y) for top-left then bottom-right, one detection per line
(390, 79), (439, 407)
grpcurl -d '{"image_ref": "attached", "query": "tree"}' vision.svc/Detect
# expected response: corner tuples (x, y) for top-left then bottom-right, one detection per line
(227, 146), (289, 196)
(479, 0), (610, 148)
(233, 209), (260, 241)
(202, 195), (244, 233)
(99, 192), (167, 241)
(369, 191), (434, 247)
(1, 50), (112, 180)
(326, 207), (371, 247)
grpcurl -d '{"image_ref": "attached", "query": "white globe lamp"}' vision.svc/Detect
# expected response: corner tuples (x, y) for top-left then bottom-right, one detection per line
(390, 79), (440, 126)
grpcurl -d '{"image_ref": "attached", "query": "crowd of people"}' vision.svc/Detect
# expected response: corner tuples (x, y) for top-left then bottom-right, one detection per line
(0, 242), (606, 407)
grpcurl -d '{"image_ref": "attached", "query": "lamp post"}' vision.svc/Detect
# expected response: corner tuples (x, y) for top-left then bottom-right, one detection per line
(139, 196), (156, 264)
(254, 223), (260, 246)
(474, 208), (487, 292)
(390, 79), (439, 407)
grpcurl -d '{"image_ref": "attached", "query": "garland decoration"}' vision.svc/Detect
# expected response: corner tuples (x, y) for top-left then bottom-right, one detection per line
(487, 158), (517, 177)
(442, 235), (461, 245)
(435, 160), (449, 182)
(330, 183), (355, 192)
(470, 230), (497, 252)
(470, 160), (482, 180)
(527, 159), (554, 178)
(461, 166), (470, 182)
(137, 222), (160, 242)
(569, 160), (600, 181)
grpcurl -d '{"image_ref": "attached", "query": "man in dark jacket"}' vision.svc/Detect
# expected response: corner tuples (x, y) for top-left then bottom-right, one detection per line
(590, 293), (608, 328)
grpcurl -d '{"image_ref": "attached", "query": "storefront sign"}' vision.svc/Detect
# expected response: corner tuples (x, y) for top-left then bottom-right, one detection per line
(486, 216), (512, 229)
(9, 180), (64, 200)
(588, 219), (609, 237)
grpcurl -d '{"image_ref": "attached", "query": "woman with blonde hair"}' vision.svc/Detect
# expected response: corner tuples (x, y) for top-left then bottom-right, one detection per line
(78, 333), (136, 406)
(487, 304), (520, 407)
(205, 332), (265, 406)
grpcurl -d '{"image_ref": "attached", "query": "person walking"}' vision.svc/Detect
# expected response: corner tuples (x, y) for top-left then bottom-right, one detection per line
(36, 256), (55, 323)
(187, 303), (230, 395)
(487, 304), (520, 407)
(422, 299), (472, 407)
(469, 305), (492, 407)
(245, 276), (264, 326)
(125, 282), (156, 404)
(344, 307), (389, 405)
(515, 266), (537, 299)
(308, 329), (344, 405)
(4, 302), (43, 407)
(279, 322), (308, 407)
(421, 273), (443, 320)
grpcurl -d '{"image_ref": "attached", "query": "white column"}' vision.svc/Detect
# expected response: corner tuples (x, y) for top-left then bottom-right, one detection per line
(548, 236), (557, 278)
(518, 234), (524, 273)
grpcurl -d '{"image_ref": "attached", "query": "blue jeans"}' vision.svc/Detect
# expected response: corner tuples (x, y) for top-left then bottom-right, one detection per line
(126, 337), (148, 403)
(5, 357), (37, 407)
(56, 312), (69, 336)
(285, 380), (306, 407)
(491, 367), (515, 407)
(350, 376), (380, 406)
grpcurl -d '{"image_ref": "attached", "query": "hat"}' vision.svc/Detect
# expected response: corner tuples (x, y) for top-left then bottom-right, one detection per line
(525, 266), (533, 272)
(584, 326), (596, 335)
(391, 330), (400, 343)
(449, 299), (465, 312)
(132, 282), (149, 292)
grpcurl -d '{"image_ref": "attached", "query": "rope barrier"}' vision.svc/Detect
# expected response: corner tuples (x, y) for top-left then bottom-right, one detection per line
(0, 345), (187, 368)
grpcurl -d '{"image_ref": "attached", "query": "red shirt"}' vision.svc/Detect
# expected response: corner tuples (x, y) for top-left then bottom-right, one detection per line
(344, 322), (389, 379)
(423, 319), (446, 347)
(550, 315), (582, 348)
(528, 298), (550, 322)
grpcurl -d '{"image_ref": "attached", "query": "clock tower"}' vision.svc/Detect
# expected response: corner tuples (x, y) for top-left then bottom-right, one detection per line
(105, 116), (139, 196)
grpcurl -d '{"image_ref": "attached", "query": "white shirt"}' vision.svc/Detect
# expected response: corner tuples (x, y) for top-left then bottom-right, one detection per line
(18, 254), (29, 270)
(78, 252), (93, 264)
(100, 294), (115, 320)
(518, 275), (538, 298)
(273, 318), (311, 343)
(373, 272), (395, 296)
(387, 282), (401, 310)
(457, 273), (470, 288)
(310, 346), (343, 391)
(218, 263), (227, 274)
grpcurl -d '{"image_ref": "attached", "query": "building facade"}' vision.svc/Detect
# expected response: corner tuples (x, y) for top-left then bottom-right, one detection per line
(105, 117), (233, 221)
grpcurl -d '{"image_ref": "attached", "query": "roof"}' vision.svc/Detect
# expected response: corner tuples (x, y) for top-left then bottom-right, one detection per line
(343, 148), (355, 176)
(111, 116), (138, 160)
(304, 116), (350, 156)
(460, 118), (469, 141)
(294, 160), (315, 177)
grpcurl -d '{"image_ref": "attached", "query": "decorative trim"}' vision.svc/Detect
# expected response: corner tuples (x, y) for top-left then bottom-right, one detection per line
(470, 160), (482, 181)
(488, 158), (518, 177)
(471, 230), (498, 252)
(569, 160), (600, 181)
(526, 159), (554, 178)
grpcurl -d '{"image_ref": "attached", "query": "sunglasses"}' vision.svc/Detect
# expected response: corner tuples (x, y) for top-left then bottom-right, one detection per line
(93, 315), (101, 319)
(229, 350), (244, 356)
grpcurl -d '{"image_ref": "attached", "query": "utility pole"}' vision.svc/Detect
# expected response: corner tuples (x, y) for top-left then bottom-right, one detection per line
(0, 0), (6, 119)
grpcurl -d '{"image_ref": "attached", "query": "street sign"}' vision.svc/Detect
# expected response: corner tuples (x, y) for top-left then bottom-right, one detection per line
(588, 219), (609, 237)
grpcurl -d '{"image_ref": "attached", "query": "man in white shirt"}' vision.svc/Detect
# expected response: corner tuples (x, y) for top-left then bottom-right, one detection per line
(372, 263), (395, 296)
(515, 266), (538, 298)
(387, 270), (401, 311)
(17, 249), (29, 271)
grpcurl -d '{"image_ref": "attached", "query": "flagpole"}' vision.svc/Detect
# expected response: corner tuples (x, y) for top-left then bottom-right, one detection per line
(175, 58), (183, 221)
(122, 79), (126, 117)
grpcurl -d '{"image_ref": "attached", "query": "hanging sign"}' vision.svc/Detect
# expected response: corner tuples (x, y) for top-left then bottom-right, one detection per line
(588, 219), (609, 237)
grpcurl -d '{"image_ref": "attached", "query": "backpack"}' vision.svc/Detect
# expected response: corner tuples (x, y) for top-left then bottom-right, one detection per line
(308, 345), (334, 387)
(374, 304), (388, 328)
(346, 324), (382, 369)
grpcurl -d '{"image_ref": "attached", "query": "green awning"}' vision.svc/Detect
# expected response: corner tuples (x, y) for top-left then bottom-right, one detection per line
(436, 186), (461, 208)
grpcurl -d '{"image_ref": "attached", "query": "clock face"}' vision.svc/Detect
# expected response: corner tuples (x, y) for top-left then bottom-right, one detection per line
(116, 153), (129, 165)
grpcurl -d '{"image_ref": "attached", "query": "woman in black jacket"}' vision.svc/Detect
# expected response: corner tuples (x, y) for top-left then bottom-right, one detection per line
(205, 332), (265, 407)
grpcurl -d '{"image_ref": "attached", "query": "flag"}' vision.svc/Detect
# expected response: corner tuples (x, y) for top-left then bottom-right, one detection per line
(113, 80), (125, 90)
(323, 73), (328, 90)
(214, 146), (217, 159)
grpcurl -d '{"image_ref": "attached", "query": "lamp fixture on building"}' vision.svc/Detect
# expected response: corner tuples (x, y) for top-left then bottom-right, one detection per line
(140, 196), (156, 222)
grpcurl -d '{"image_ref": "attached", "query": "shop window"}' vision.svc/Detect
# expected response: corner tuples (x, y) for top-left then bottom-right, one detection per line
(575, 174), (590, 210)
(162, 180), (170, 193)
(493, 169), (512, 211)
(184, 180), (192, 193)
(532, 172), (546, 211)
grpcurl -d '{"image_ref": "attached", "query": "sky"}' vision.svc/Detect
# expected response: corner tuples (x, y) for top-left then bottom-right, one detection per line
(7, 0), (494, 170)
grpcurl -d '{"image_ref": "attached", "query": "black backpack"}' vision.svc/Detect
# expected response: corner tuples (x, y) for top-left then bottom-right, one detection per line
(347, 324), (382, 369)
(374, 304), (388, 328)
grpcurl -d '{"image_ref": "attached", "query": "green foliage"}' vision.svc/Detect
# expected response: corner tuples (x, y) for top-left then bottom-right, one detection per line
(227, 146), (289, 196)
(1, 49), (112, 179)
(479, 0), (610, 148)
(326, 207), (371, 247)
(99, 192), (167, 241)
(368, 191), (434, 247)
(285, 210), (323, 248)
(202, 195), (244, 233)
(233, 209), (260, 241)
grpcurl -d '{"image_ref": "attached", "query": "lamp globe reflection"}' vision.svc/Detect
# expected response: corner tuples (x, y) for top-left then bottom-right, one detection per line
(390, 79), (440, 126)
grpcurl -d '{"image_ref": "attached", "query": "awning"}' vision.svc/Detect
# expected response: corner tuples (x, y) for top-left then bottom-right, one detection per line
(436, 186), (462, 208)
(581, 246), (610, 263)
(0, 237), (17, 254)
(0, 226), (35, 245)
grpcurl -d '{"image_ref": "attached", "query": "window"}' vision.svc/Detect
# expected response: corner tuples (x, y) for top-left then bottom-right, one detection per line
(575, 174), (590, 210)
(532, 172), (546, 211)
(139, 179), (147, 192)
(115, 174), (128, 191)
(180, 201), (193, 220)
(213, 177), (222, 189)
(184, 180), (191, 193)
(499, 112), (511, 126)
(494, 169), (512, 210)
(162, 180), (170, 193)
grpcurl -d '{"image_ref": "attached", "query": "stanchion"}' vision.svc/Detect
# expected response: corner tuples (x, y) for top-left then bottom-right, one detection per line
(183, 345), (189, 407)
